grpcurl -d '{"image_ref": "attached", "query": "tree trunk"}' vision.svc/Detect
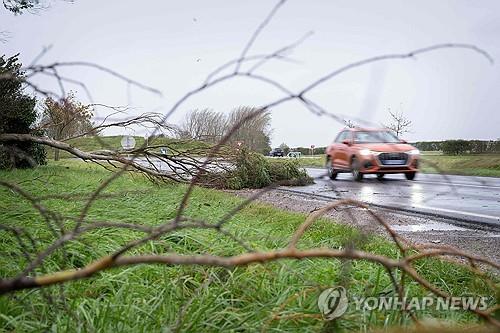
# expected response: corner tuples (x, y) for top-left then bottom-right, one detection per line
(54, 133), (61, 161)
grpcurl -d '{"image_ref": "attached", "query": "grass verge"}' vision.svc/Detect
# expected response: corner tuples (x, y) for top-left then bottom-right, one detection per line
(419, 154), (500, 177)
(47, 135), (211, 159)
(0, 161), (497, 332)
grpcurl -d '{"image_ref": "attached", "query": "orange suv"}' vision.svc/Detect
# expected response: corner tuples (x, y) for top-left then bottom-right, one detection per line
(325, 128), (419, 181)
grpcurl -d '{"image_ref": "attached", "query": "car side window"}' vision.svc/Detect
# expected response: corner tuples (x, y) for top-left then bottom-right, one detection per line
(344, 131), (352, 142)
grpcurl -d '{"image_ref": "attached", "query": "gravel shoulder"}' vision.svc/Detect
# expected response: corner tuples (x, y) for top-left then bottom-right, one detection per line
(233, 188), (500, 264)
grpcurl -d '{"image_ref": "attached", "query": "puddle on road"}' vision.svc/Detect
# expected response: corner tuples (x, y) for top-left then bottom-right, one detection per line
(393, 221), (467, 232)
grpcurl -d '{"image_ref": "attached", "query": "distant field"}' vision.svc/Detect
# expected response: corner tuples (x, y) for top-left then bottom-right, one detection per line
(47, 136), (210, 159)
(269, 153), (500, 177)
(419, 150), (443, 155)
(266, 155), (325, 168)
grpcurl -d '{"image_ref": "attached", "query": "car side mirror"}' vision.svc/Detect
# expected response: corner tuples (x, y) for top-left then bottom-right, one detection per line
(400, 139), (407, 143)
(342, 139), (351, 146)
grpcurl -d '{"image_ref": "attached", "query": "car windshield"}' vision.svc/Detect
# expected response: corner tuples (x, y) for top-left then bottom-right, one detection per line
(354, 131), (400, 143)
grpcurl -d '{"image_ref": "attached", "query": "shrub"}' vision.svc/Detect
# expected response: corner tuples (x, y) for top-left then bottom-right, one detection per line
(227, 148), (271, 189)
(413, 141), (443, 152)
(266, 159), (312, 185)
(441, 140), (471, 155)
(414, 140), (500, 154)
(221, 148), (313, 189)
(0, 54), (46, 169)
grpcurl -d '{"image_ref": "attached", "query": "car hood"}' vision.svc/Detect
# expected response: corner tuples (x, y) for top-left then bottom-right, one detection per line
(357, 143), (416, 153)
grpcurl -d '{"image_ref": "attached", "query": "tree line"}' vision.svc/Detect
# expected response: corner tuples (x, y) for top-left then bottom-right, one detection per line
(278, 140), (500, 157)
(175, 107), (272, 155)
(414, 140), (500, 155)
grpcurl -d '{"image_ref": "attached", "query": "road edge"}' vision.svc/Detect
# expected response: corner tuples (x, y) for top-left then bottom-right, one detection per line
(276, 187), (500, 232)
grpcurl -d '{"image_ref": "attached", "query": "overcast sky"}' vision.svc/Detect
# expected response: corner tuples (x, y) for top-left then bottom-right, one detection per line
(2, 0), (500, 147)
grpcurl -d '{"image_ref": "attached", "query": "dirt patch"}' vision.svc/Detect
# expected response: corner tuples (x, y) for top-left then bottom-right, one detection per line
(232, 188), (500, 265)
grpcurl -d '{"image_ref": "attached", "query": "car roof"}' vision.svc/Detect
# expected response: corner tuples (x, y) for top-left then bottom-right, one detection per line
(346, 127), (389, 132)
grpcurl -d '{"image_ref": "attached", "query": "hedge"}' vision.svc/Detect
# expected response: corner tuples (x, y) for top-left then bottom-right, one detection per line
(414, 140), (500, 155)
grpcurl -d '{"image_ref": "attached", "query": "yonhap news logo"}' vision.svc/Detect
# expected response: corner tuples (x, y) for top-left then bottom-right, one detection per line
(317, 286), (349, 320)
(317, 285), (490, 321)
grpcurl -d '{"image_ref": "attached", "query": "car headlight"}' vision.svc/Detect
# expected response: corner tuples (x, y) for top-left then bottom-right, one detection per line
(408, 149), (420, 155)
(359, 149), (373, 156)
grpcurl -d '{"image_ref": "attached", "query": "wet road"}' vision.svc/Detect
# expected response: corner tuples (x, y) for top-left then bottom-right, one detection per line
(285, 168), (500, 228)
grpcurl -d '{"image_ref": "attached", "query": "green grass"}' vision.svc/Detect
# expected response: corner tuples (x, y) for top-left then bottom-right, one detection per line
(267, 155), (325, 168)
(48, 135), (210, 159)
(420, 154), (500, 177)
(0, 161), (496, 332)
(274, 154), (500, 177)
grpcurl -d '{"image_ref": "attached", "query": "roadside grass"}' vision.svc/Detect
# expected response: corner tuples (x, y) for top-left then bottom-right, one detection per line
(420, 154), (500, 177)
(0, 161), (497, 332)
(274, 154), (500, 177)
(267, 155), (325, 168)
(47, 135), (211, 159)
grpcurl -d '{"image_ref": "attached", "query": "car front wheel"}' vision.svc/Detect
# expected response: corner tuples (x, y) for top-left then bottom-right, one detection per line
(405, 172), (416, 180)
(326, 157), (337, 180)
(351, 157), (363, 181)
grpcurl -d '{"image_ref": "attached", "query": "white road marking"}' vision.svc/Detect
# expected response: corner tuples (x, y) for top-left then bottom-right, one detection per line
(412, 204), (500, 221)
(415, 180), (500, 190)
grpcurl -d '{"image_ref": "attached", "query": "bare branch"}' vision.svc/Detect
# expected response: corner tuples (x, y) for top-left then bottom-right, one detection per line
(1, 1), (498, 330)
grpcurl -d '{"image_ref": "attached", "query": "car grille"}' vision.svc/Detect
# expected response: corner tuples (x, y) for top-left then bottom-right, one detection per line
(378, 152), (408, 165)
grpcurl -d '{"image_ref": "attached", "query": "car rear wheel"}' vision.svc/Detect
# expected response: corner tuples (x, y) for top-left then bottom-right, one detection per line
(351, 157), (363, 181)
(405, 172), (416, 180)
(326, 157), (337, 180)
(376, 173), (385, 181)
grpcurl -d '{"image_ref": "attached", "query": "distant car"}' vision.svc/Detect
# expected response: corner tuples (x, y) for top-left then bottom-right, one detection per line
(287, 151), (302, 158)
(325, 128), (419, 181)
(269, 148), (284, 157)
